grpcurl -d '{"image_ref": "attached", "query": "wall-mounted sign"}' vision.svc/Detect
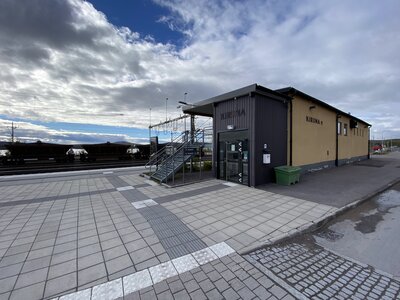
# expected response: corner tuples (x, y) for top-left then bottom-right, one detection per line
(221, 108), (245, 120)
(150, 136), (158, 155)
(306, 116), (323, 125)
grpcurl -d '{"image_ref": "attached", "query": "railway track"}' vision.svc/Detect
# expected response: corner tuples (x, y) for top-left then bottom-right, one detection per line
(0, 160), (147, 176)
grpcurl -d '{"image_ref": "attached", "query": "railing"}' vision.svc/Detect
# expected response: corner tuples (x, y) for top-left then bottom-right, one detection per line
(159, 128), (206, 184)
(145, 130), (189, 173)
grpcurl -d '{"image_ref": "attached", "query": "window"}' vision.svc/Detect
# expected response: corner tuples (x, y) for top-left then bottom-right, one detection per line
(337, 121), (342, 135)
(344, 123), (348, 136)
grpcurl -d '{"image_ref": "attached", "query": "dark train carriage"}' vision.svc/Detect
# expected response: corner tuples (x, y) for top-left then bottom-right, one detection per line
(80, 142), (131, 161)
(4, 141), (72, 164)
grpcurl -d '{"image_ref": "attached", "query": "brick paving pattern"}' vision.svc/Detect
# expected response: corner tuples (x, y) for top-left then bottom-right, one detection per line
(247, 242), (400, 300)
(0, 167), (349, 299)
(125, 253), (295, 300)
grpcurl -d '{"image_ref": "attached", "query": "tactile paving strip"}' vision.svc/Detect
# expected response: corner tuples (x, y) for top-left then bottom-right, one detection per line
(149, 261), (178, 284)
(123, 269), (153, 295)
(58, 242), (235, 300)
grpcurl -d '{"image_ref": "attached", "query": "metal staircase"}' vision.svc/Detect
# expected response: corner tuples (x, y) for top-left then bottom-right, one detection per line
(145, 129), (207, 183)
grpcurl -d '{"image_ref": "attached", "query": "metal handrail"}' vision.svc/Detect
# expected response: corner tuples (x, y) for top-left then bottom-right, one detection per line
(161, 128), (205, 166)
(145, 130), (188, 169)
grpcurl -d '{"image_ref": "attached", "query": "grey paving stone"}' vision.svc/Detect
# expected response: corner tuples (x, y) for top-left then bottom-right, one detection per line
(206, 288), (224, 300)
(237, 286), (257, 300)
(51, 249), (76, 265)
(169, 279), (185, 294)
(165, 244), (189, 259)
(48, 259), (77, 279)
(11, 236), (36, 247)
(109, 266), (136, 281)
(105, 254), (133, 275)
(154, 280), (169, 295)
(125, 239), (148, 252)
(14, 267), (48, 289)
(53, 241), (76, 254)
(135, 257), (160, 271)
(4, 243), (32, 256)
(157, 290), (174, 300)
(78, 233), (100, 248)
(103, 244), (128, 261)
(214, 277), (230, 293)
(140, 289), (157, 300)
(78, 252), (104, 270)
(43, 272), (77, 299)
(0, 291), (10, 300)
(78, 243), (101, 258)
(0, 275), (18, 294)
(9, 281), (45, 300)
(253, 285), (272, 300)
(78, 263), (107, 286)
(123, 291), (140, 300)
(0, 263), (23, 280)
(130, 247), (155, 264)
(199, 278), (215, 293)
(222, 287), (241, 300)
(0, 252), (28, 267)
(173, 289), (191, 300)
(190, 288), (207, 300)
(31, 238), (55, 250)
(55, 233), (77, 245)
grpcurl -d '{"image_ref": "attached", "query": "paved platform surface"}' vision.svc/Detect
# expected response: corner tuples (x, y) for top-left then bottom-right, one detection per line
(260, 152), (400, 208)
(247, 241), (400, 300)
(0, 154), (399, 299)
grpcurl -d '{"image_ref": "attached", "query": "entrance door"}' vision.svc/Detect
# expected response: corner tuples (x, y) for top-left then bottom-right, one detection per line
(218, 131), (249, 185)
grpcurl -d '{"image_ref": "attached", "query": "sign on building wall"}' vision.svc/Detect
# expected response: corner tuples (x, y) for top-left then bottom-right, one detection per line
(306, 116), (323, 125)
(221, 108), (245, 120)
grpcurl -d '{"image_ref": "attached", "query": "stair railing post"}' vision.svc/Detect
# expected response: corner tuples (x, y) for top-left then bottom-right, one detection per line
(199, 144), (202, 180)
(172, 146), (175, 185)
(183, 147), (185, 184)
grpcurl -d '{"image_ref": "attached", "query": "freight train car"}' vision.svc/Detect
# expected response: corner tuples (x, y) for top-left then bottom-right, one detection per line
(3, 141), (73, 165)
(80, 142), (131, 162)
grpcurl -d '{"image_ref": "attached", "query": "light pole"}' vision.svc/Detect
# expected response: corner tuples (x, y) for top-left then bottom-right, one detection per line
(165, 97), (168, 122)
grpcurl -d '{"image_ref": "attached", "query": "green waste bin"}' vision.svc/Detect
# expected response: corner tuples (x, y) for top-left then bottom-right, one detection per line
(274, 166), (301, 185)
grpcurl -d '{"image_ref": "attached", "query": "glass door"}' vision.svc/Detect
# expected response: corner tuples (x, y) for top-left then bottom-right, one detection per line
(218, 131), (249, 185)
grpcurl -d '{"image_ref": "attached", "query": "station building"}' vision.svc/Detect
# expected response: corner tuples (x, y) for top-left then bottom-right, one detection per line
(183, 84), (370, 187)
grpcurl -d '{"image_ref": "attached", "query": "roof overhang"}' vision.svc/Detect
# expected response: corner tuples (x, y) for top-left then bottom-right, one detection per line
(276, 87), (371, 127)
(182, 84), (290, 117)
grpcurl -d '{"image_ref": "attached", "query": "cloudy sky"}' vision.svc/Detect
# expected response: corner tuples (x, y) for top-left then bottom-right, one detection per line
(0, 0), (399, 144)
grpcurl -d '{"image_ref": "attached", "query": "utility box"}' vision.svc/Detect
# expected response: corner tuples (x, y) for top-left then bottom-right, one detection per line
(274, 166), (301, 185)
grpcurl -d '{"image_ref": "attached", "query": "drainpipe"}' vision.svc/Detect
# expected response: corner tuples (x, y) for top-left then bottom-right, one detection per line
(368, 125), (371, 159)
(335, 114), (339, 166)
(289, 99), (293, 166)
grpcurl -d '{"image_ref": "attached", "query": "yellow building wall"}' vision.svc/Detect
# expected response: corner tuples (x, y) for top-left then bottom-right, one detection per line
(288, 95), (370, 167)
(290, 96), (336, 166)
(338, 115), (369, 160)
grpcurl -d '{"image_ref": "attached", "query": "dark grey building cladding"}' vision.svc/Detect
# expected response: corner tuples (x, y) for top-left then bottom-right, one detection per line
(212, 91), (288, 186)
(184, 84), (290, 187)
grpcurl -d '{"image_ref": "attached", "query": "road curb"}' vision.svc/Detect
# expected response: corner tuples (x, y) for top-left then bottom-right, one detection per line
(240, 176), (400, 255)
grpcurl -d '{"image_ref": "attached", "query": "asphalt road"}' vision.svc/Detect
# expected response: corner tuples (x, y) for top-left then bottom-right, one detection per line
(315, 182), (400, 280)
(247, 181), (400, 299)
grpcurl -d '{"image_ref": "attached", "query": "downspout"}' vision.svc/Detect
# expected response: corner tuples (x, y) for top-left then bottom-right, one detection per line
(368, 125), (371, 159)
(289, 99), (293, 166)
(335, 114), (339, 166)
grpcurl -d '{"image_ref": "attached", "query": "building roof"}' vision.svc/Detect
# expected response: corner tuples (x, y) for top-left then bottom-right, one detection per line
(182, 84), (290, 116)
(183, 83), (371, 127)
(276, 87), (371, 126)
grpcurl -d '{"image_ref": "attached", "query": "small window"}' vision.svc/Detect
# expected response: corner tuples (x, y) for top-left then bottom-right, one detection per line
(337, 122), (342, 135)
(344, 124), (348, 136)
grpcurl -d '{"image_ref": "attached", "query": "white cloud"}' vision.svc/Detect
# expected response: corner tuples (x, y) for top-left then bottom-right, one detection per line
(0, 118), (148, 145)
(0, 0), (399, 141)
